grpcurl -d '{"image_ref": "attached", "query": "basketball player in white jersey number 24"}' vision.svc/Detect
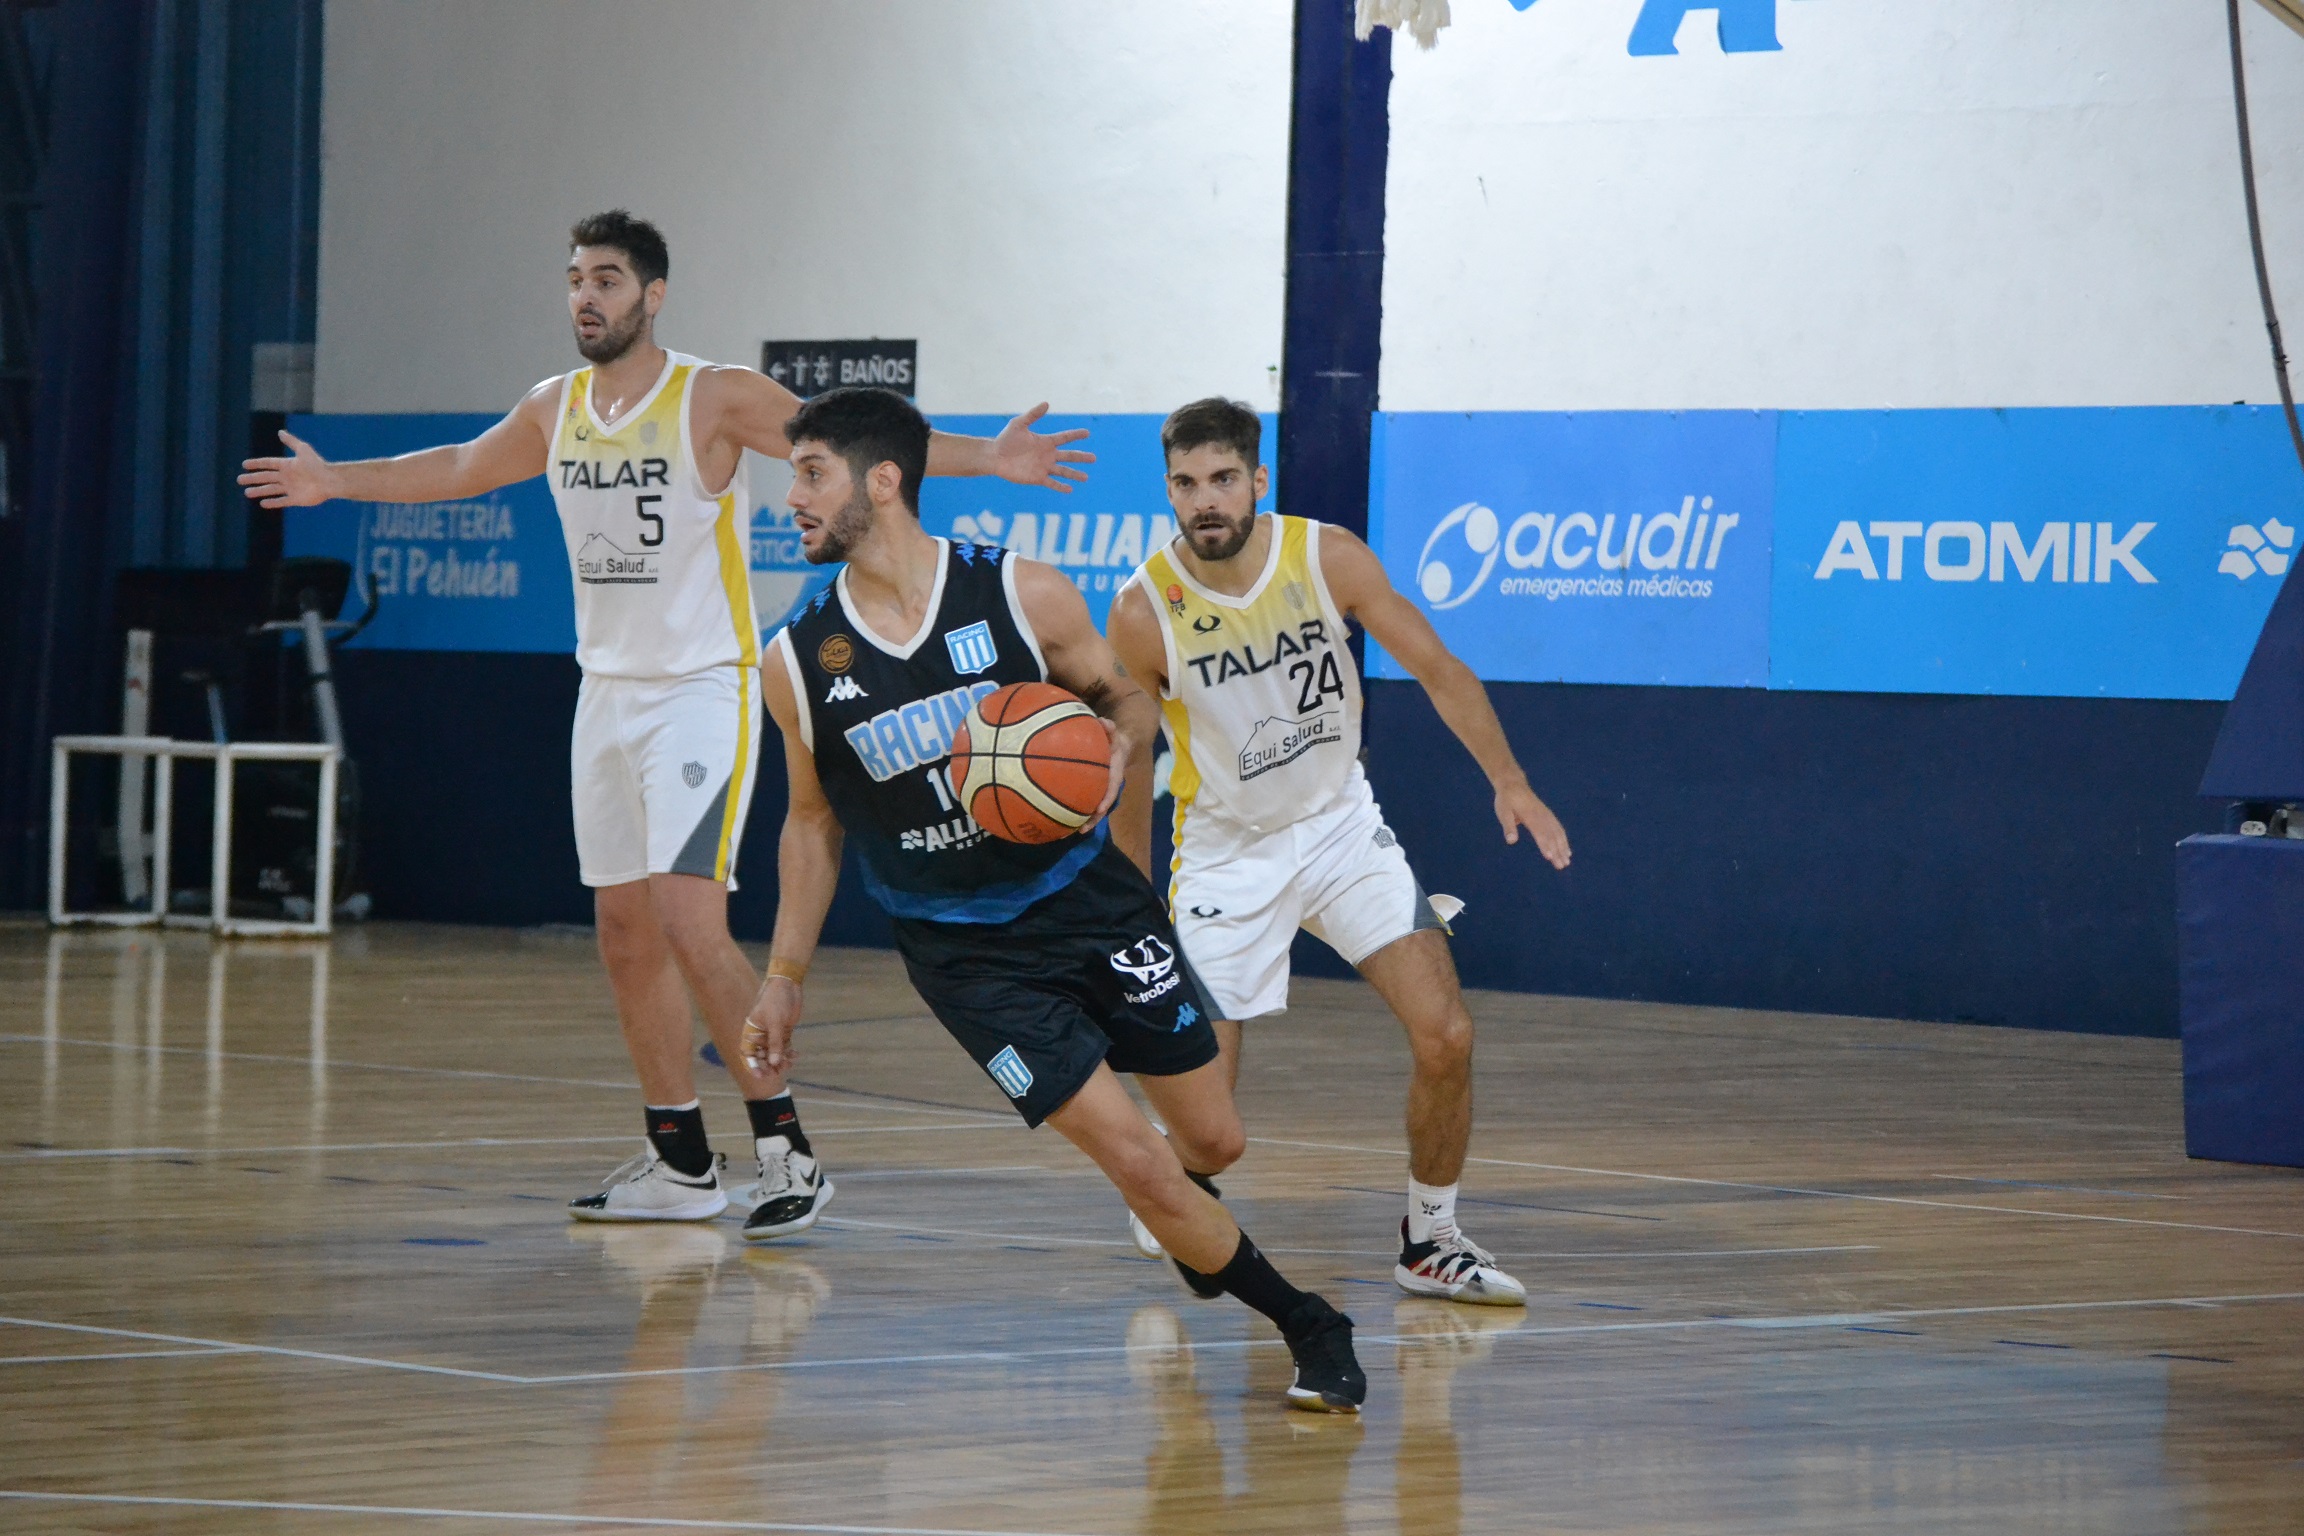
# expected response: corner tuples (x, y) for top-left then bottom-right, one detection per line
(241, 211), (1092, 1233)
(1107, 398), (1573, 1306)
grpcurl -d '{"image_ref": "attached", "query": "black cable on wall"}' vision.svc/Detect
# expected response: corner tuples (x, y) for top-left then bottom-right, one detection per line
(2229, 0), (2304, 478)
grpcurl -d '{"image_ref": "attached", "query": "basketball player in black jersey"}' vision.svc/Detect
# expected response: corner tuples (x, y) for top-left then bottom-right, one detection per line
(740, 388), (1365, 1412)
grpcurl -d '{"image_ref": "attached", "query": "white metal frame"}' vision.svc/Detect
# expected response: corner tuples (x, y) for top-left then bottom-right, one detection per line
(50, 735), (340, 937)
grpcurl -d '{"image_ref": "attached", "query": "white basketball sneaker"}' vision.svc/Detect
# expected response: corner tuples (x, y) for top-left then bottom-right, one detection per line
(738, 1136), (834, 1241)
(568, 1145), (729, 1223)
(1393, 1219), (1528, 1307)
(1128, 1208), (1166, 1259)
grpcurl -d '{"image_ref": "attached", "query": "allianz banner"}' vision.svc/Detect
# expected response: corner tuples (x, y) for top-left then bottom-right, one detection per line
(1370, 406), (2297, 700)
(284, 412), (1247, 651)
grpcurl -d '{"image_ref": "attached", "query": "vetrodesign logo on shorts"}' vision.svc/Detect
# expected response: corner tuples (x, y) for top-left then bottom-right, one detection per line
(945, 621), (998, 675)
(681, 761), (706, 789)
(818, 634), (854, 673)
(987, 1045), (1034, 1099)
(2220, 519), (2294, 580)
(1111, 935), (1181, 1004)
(1414, 502), (1501, 610)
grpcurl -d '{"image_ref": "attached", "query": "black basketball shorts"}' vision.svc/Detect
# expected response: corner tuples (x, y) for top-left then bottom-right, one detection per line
(891, 842), (1222, 1127)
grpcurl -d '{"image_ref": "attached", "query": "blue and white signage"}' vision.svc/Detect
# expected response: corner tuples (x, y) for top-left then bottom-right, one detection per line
(283, 414), (572, 653)
(915, 413), (1275, 632)
(1770, 408), (2297, 698)
(1366, 411), (1776, 686)
(290, 411), (1264, 649)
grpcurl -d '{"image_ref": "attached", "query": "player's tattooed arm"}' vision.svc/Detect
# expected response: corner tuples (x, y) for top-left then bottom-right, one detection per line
(1319, 528), (1573, 870)
(238, 379), (557, 509)
(744, 639), (848, 1076)
(1013, 559), (1161, 879)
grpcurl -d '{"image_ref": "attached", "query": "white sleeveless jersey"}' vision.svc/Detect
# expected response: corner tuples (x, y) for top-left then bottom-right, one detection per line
(1129, 515), (1362, 837)
(548, 352), (758, 678)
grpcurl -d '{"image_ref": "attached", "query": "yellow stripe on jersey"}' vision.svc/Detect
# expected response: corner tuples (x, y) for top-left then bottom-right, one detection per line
(712, 488), (759, 668)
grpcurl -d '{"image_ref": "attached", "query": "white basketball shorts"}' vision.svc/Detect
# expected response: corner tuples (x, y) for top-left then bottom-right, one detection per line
(1170, 766), (1450, 1021)
(571, 664), (761, 888)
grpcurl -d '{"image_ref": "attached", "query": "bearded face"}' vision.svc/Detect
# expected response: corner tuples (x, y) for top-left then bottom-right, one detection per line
(573, 284), (649, 364)
(1180, 504), (1258, 562)
(798, 471), (880, 565)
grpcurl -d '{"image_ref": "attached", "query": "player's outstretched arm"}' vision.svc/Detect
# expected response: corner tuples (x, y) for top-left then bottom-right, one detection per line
(1015, 560), (1161, 878)
(236, 380), (557, 508)
(699, 368), (1093, 491)
(1320, 527), (1572, 870)
(744, 639), (848, 1075)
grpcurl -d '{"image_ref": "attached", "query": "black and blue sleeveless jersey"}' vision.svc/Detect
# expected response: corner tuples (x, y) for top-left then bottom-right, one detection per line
(778, 538), (1105, 923)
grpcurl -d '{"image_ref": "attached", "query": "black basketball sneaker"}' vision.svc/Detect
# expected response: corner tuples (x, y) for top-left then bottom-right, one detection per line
(1281, 1296), (1366, 1413)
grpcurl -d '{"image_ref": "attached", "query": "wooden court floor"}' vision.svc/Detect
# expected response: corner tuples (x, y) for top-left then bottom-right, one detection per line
(2, 919), (2300, 1535)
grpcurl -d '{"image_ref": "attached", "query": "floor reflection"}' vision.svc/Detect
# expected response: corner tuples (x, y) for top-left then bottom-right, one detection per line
(1392, 1302), (1524, 1536)
(1129, 1304), (1365, 1534)
(35, 929), (333, 1145)
(571, 1224), (832, 1518)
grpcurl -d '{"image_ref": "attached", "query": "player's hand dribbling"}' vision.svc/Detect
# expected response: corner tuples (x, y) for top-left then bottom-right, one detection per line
(237, 430), (338, 509)
(1496, 778), (1572, 870)
(743, 975), (802, 1074)
(991, 403), (1094, 493)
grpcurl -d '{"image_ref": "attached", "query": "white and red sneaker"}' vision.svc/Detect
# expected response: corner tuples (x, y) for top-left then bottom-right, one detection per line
(1393, 1218), (1527, 1307)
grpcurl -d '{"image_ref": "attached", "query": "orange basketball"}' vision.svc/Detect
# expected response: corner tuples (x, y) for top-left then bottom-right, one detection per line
(947, 682), (1111, 844)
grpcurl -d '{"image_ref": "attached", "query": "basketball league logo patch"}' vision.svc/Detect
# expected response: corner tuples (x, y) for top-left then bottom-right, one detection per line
(987, 1045), (1034, 1099)
(945, 621), (998, 675)
(818, 634), (854, 674)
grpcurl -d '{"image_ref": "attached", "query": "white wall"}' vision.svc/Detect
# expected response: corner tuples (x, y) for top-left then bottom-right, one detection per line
(315, 1), (1291, 415)
(1381, 0), (2304, 411)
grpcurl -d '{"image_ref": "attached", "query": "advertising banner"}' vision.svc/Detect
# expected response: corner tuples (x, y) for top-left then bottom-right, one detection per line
(287, 411), (1267, 650)
(1768, 407), (2297, 698)
(915, 412), (1275, 632)
(1365, 411), (1777, 686)
(283, 414), (572, 653)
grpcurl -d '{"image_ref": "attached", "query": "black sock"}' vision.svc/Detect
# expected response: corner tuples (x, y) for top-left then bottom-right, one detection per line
(644, 1102), (713, 1178)
(1210, 1231), (1315, 1331)
(1184, 1169), (1221, 1198)
(744, 1093), (812, 1157)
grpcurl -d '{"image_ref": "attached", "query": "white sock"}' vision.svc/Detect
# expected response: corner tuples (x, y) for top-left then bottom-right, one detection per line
(1408, 1179), (1458, 1244)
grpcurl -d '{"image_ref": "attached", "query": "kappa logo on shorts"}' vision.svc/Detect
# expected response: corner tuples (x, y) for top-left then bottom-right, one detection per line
(1111, 935), (1182, 1005)
(824, 675), (868, 703)
(944, 621), (998, 676)
(681, 761), (707, 789)
(987, 1045), (1034, 1099)
(1174, 1003), (1200, 1033)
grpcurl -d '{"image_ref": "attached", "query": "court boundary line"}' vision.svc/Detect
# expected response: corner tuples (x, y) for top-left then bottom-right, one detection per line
(0, 1491), (1090, 1536)
(1246, 1136), (2304, 1241)
(5, 1291), (2296, 1388)
(0, 1033), (1013, 1123)
(1, 1123), (1004, 1163)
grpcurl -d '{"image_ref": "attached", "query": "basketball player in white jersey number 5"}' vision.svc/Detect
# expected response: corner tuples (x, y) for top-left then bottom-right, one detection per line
(1108, 399), (1573, 1306)
(241, 211), (1092, 1232)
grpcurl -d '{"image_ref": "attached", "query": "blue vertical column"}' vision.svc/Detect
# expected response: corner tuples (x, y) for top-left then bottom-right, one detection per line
(1278, 0), (1391, 541)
